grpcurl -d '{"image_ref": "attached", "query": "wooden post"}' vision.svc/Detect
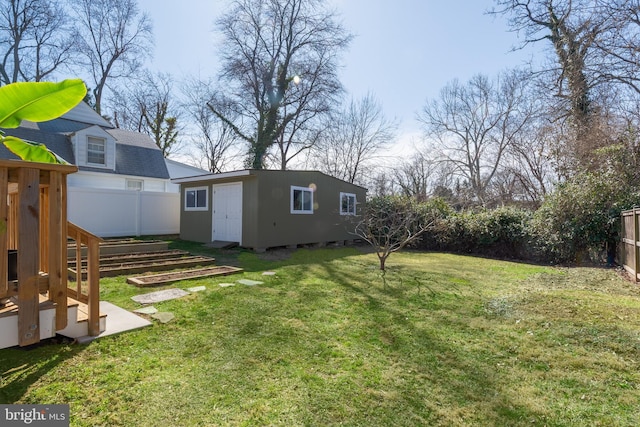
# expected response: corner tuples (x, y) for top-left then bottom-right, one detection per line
(61, 177), (68, 310)
(39, 188), (48, 273)
(48, 171), (67, 330)
(0, 167), (7, 298)
(635, 208), (640, 282)
(87, 237), (100, 336)
(17, 167), (40, 346)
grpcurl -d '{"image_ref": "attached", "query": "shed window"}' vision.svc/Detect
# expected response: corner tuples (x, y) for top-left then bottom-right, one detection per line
(291, 186), (313, 214)
(87, 136), (106, 165)
(340, 192), (356, 215)
(185, 186), (208, 211)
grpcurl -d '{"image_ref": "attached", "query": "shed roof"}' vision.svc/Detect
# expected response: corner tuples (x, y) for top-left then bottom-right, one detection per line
(171, 169), (367, 190)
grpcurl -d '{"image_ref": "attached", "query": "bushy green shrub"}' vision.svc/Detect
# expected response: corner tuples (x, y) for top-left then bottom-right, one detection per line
(531, 170), (640, 264)
(419, 205), (533, 259)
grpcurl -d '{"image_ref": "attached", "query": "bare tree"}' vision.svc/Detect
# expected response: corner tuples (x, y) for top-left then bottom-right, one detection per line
(111, 72), (181, 157)
(393, 152), (437, 202)
(418, 70), (532, 205)
(183, 78), (238, 173)
(505, 119), (560, 204)
(492, 0), (640, 166)
(354, 196), (430, 272)
(210, 0), (351, 169)
(0, 0), (76, 84)
(312, 93), (397, 185)
(74, 0), (153, 115)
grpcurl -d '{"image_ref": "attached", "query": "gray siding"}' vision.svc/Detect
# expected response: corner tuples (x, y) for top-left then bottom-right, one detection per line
(178, 170), (366, 249)
(252, 170), (365, 248)
(179, 183), (213, 242)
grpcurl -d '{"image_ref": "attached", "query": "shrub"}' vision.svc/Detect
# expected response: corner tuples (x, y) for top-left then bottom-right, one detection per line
(419, 205), (533, 259)
(531, 169), (640, 264)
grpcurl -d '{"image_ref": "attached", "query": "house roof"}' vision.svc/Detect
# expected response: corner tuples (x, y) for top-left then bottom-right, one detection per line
(0, 126), (76, 164)
(0, 102), (169, 179)
(115, 143), (169, 179)
(106, 128), (159, 150)
(165, 158), (210, 179)
(19, 117), (93, 134)
(61, 101), (113, 128)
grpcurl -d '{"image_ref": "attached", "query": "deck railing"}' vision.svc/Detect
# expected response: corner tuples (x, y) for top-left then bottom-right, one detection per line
(67, 221), (103, 336)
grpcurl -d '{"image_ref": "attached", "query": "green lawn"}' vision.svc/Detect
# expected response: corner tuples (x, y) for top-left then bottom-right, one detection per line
(2, 245), (640, 426)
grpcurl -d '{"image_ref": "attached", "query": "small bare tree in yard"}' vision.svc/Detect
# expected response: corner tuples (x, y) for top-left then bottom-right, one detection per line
(354, 196), (431, 273)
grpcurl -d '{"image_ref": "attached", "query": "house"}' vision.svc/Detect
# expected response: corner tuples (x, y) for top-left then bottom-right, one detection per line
(165, 158), (211, 192)
(172, 169), (367, 251)
(0, 102), (187, 237)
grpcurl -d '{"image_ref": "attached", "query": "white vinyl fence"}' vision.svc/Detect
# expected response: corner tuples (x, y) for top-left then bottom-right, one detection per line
(67, 187), (180, 238)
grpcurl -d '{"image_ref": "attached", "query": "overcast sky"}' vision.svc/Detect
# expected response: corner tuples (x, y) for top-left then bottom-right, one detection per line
(137, 0), (540, 149)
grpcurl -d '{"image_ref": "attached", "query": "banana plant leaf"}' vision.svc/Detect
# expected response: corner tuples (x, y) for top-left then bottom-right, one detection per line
(0, 79), (86, 128)
(2, 135), (69, 165)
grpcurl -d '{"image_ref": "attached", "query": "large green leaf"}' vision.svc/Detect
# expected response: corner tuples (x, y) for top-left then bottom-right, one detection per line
(2, 135), (69, 164)
(0, 79), (87, 128)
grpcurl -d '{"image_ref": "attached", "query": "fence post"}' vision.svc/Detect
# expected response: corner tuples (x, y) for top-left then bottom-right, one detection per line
(633, 208), (640, 282)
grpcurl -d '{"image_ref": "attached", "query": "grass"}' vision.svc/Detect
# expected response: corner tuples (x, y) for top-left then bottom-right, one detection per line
(2, 244), (640, 426)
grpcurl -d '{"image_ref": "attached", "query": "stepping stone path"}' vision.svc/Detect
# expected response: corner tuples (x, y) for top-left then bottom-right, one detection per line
(151, 312), (175, 324)
(131, 288), (190, 304)
(134, 306), (158, 315)
(219, 283), (235, 288)
(187, 285), (207, 293)
(238, 279), (263, 286)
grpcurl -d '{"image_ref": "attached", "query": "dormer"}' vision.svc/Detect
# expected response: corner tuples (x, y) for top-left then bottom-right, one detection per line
(70, 125), (116, 170)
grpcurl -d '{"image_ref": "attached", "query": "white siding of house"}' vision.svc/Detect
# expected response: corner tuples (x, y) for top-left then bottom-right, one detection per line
(68, 187), (179, 237)
(68, 171), (168, 192)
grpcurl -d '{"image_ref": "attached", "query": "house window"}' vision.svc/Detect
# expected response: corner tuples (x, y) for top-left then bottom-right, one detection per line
(340, 192), (357, 215)
(185, 186), (208, 211)
(291, 186), (313, 214)
(87, 136), (106, 165)
(126, 179), (143, 191)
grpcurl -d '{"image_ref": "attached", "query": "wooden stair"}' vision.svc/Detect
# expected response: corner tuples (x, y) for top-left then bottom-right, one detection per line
(0, 295), (106, 349)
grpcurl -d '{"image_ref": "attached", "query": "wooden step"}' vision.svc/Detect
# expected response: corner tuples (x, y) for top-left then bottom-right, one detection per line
(0, 294), (57, 349)
(56, 298), (107, 339)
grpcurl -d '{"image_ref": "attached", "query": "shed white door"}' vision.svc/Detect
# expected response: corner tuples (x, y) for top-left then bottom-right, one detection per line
(212, 182), (243, 243)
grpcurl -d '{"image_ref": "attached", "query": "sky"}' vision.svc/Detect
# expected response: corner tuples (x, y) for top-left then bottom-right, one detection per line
(137, 0), (541, 151)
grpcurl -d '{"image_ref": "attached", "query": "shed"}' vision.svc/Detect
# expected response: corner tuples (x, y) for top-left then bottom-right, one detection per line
(172, 170), (367, 251)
